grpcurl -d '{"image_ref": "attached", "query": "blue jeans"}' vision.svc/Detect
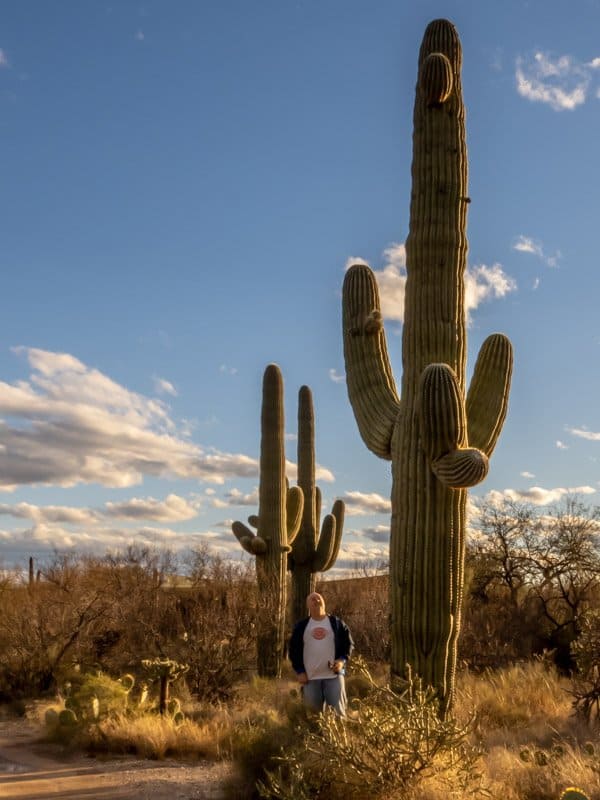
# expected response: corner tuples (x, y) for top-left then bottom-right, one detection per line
(302, 675), (347, 716)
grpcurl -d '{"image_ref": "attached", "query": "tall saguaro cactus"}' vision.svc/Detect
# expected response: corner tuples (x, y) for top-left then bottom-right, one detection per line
(288, 385), (345, 623)
(342, 19), (513, 712)
(232, 364), (304, 677)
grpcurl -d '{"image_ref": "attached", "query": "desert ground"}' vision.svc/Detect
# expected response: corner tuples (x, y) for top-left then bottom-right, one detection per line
(0, 716), (232, 800)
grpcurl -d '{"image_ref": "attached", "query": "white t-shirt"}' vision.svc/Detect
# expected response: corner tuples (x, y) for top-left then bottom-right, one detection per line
(303, 615), (335, 680)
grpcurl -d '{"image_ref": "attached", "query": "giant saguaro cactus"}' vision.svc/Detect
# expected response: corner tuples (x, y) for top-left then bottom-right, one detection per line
(232, 364), (304, 677)
(342, 19), (512, 713)
(288, 385), (345, 624)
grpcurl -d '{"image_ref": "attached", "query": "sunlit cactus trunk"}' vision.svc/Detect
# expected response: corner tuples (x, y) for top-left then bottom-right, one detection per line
(342, 19), (513, 713)
(232, 365), (303, 677)
(289, 386), (344, 624)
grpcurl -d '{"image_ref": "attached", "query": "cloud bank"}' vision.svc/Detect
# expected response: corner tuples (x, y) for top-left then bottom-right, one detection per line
(0, 347), (258, 491)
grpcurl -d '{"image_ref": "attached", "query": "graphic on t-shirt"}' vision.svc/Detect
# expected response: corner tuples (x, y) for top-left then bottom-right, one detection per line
(312, 627), (327, 640)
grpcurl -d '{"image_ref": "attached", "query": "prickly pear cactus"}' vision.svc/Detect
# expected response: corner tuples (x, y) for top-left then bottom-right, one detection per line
(560, 790), (590, 800)
(342, 19), (512, 713)
(232, 364), (304, 677)
(288, 385), (345, 623)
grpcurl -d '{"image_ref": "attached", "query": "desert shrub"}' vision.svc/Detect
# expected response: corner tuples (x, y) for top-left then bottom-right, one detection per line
(459, 660), (570, 743)
(87, 713), (211, 759)
(42, 671), (136, 745)
(257, 660), (483, 800)
(571, 610), (600, 724)
(317, 570), (390, 663)
(63, 671), (134, 721)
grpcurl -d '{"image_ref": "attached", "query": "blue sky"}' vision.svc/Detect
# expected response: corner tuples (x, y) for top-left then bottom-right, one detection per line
(2, 0), (600, 572)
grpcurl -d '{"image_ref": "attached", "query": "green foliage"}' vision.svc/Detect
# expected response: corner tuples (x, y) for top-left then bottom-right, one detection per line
(62, 671), (133, 723)
(571, 610), (600, 722)
(257, 660), (484, 800)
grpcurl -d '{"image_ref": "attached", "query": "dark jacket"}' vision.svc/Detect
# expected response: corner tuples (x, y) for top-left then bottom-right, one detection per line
(289, 614), (354, 675)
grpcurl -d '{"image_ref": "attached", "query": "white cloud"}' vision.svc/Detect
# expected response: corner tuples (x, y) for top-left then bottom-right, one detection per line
(356, 524), (390, 543)
(590, 57), (600, 69)
(464, 264), (517, 323)
(344, 257), (369, 270)
(0, 502), (98, 525)
(0, 50), (8, 67)
(556, 440), (569, 449)
(520, 471), (535, 479)
(328, 369), (345, 384)
(371, 243), (408, 323)
(0, 347), (258, 490)
(516, 52), (590, 111)
(330, 538), (389, 574)
(104, 493), (199, 521)
(219, 365), (238, 376)
(0, 524), (239, 565)
(350, 244), (515, 326)
(514, 235), (543, 257)
(0, 493), (200, 524)
(486, 485), (596, 506)
(135, 30), (145, 41)
(339, 490), (391, 516)
(567, 427), (600, 442)
(513, 235), (560, 268)
(285, 459), (334, 483)
(153, 377), (177, 397)
(217, 487), (259, 507)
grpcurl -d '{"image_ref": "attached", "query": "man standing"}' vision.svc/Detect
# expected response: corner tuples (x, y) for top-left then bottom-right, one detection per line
(289, 592), (354, 716)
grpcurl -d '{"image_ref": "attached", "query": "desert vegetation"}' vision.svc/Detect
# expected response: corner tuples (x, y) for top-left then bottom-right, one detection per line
(2, 16), (599, 800)
(2, 497), (600, 798)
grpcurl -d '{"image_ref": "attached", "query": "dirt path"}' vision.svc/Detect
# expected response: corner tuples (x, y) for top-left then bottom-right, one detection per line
(0, 718), (233, 800)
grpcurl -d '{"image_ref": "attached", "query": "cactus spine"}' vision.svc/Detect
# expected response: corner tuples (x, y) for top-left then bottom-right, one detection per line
(232, 364), (304, 676)
(342, 19), (512, 713)
(289, 385), (345, 623)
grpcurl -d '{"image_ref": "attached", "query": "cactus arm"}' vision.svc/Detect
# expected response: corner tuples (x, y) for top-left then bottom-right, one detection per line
(312, 499), (345, 572)
(312, 514), (336, 573)
(232, 521), (267, 555)
(286, 485), (304, 546)
(419, 363), (489, 488)
(342, 263), (401, 459)
(466, 333), (513, 456)
(315, 486), (321, 527)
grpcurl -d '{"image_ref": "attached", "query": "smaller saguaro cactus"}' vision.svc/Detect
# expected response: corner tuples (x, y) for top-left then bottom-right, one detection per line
(232, 364), (304, 677)
(141, 658), (188, 716)
(288, 385), (345, 623)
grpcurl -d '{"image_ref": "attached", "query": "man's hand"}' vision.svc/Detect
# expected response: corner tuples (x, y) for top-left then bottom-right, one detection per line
(331, 660), (344, 674)
(297, 672), (308, 685)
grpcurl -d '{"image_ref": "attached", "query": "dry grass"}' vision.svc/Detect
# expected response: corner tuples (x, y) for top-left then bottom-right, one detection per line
(26, 661), (600, 799)
(449, 661), (600, 800)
